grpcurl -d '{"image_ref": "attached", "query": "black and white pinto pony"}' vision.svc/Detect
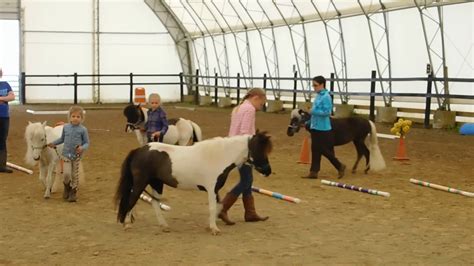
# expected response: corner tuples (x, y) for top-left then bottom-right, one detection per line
(115, 131), (273, 235)
(25, 122), (84, 199)
(287, 109), (386, 173)
(123, 104), (202, 146)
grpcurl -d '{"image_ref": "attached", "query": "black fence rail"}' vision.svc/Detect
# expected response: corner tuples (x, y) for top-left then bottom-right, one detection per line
(20, 72), (181, 104)
(20, 71), (473, 129)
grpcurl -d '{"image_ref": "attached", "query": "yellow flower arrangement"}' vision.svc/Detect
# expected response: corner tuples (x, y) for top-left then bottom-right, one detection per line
(390, 118), (412, 137)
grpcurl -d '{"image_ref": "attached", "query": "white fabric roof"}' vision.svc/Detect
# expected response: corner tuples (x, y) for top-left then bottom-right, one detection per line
(162, 0), (468, 38)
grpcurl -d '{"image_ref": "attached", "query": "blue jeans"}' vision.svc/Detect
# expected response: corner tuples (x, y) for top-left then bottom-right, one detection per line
(230, 164), (253, 197)
(0, 117), (9, 151)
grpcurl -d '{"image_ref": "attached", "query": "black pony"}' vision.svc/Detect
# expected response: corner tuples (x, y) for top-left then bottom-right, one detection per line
(287, 109), (385, 173)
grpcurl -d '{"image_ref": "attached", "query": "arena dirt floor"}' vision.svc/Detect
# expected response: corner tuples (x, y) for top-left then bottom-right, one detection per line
(0, 103), (473, 265)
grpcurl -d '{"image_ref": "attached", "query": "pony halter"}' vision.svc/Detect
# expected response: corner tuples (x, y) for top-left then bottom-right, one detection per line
(31, 133), (48, 151)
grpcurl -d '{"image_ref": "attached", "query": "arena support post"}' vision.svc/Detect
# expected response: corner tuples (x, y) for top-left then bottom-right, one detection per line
(194, 69), (199, 105)
(369, 70), (376, 122)
(73, 72), (78, 104)
(263, 73), (267, 112)
(330, 73), (335, 115)
(236, 73), (241, 103)
(20, 72), (26, 104)
(292, 71), (298, 109)
(214, 72), (218, 105)
(424, 73), (433, 129)
(179, 72), (184, 102)
(129, 72), (134, 103)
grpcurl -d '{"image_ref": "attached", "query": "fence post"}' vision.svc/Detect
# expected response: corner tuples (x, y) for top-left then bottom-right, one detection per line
(214, 72), (218, 105)
(129, 73), (133, 103)
(330, 73), (335, 115)
(20, 72), (26, 104)
(292, 71), (298, 109)
(369, 70), (376, 122)
(73, 72), (78, 104)
(424, 73), (433, 129)
(179, 72), (184, 102)
(194, 69), (199, 105)
(263, 73), (267, 112)
(236, 73), (241, 104)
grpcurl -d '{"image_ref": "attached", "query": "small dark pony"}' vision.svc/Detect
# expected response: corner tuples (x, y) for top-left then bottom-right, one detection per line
(115, 131), (273, 235)
(123, 104), (202, 146)
(287, 109), (386, 173)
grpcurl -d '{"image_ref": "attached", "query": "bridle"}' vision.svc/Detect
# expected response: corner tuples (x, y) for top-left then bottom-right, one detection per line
(31, 133), (47, 153)
(125, 107), (145, 131)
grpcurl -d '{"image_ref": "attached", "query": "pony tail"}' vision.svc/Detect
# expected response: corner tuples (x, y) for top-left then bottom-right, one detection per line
(368, 121), (386, 171)
(190, 121), (202, 143)
(115, 148), (139, 223)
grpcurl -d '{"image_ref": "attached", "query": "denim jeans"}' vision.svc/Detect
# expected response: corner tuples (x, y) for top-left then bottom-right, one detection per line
(0, 117), (9, 151)
(230, 164), (253, 197)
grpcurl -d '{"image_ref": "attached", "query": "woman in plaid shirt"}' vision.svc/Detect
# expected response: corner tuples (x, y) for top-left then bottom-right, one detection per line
(219, 88), (269, 225)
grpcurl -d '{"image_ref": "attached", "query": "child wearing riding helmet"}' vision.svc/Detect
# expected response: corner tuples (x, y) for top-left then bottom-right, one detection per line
(144, 93), (168, 143)
(48, 105), (89, 202)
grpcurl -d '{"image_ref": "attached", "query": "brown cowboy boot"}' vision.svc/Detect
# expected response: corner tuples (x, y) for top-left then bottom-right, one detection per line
(243, 195), (268, 222)
(68, 188), (77, 202)
(218, 193), (238, 225)
(63, 183), (71, 200)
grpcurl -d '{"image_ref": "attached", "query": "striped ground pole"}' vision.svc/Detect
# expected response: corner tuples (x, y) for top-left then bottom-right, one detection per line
(321, 179), (390, 198)
(251, 187), (301, 203)
(409, 178), (474, 198)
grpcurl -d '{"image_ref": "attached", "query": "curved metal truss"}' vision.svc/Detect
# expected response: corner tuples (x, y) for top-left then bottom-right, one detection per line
(273, 0), (312, 101)
(358, 0), (393, 107)
(414, 0), (450, 110)
(146, 0), (469, 105)
(311, 0), (349, 103)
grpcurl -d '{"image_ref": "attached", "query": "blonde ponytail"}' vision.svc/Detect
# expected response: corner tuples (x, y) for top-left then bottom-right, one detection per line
(233, 88), (266, 114)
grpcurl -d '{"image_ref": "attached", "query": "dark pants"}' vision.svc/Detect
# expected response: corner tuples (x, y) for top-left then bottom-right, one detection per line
(0, 117), (9, 151)
(230, 164), (253, 197)
(310, 129), (342, 173)
(0, 118), (10, 168)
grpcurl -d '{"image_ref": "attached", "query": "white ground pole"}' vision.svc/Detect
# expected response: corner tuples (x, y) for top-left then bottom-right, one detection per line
(27, 109), (86, 115)
(7, 162), (33, 174)
(139, 193), (171, 211)
(410, 178), (474, 198)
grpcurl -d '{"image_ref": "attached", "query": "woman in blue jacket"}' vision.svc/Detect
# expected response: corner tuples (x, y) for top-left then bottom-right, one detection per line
(302, 76), (345, 179)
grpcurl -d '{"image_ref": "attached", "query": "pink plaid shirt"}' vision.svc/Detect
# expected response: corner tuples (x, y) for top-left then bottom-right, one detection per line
(228, 100), (256, 137)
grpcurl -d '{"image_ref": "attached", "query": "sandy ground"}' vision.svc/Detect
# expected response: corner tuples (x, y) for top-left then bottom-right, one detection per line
(0, 104), (473, 265)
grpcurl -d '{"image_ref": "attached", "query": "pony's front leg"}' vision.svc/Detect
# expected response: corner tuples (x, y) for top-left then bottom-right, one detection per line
(151, 189), (170, 232)
(206, 189), (221, 235)
(39, 162), (47, 188)
(44, 161), (56, 199)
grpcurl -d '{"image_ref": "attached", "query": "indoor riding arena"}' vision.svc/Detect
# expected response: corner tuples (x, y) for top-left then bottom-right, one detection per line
(0, 1), (473, 265)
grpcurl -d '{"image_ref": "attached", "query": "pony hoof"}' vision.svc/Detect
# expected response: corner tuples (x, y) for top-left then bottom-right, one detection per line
(44, 195), (50, 199)
(210, 228), (221, 235)
(351, 170), (356, 174)
(123, 224), (133, 230)
(162, 227), (171, 233)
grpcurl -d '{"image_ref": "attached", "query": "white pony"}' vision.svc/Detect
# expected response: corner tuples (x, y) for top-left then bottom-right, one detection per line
(25, 122), (85, 199)
(123, 104), (202, 146)
(115, 131), (273, 235)
(24, 122), (64, 199)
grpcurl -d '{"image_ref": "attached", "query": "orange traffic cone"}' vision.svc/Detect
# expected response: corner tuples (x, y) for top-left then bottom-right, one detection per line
(393, 137), (409, 160)
(298, 135), (311, 164)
